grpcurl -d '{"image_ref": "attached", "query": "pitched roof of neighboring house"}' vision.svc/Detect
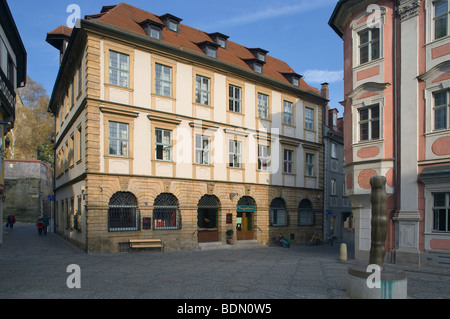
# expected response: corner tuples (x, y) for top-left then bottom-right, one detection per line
(48, 3), (322, 98)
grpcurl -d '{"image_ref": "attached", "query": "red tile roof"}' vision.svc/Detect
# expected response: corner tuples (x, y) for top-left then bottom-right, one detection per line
(54, 2), (321, 96)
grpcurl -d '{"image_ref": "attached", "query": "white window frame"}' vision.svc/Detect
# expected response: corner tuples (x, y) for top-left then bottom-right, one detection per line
(258, 145), (270, 171)
(305, 153), (315, 177)
(155, 63), (172, 97)
(283, 149), (294, 174)
(155, 128), (172, 161)
(433, 0), (449, 40)
(358, 104), (380, 142)
(109, 50), (129, 88)
(358, 27), (381, 65)
(433, 89), (450, 131)
(258, 93), (269, 120)
(108, 121), (129, 157)
(229, 140), (242, 168)
(305, 107), (314, 131)
(229, 84), (241, 113)
(195, 134), (210, 165)
(283, 101), (293, 125)
(195, 75), (211, 106)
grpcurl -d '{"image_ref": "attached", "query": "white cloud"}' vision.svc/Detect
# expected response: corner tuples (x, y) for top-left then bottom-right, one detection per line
(302, 69), (343, 84)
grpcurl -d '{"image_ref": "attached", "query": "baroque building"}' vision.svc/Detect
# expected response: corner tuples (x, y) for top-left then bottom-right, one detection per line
(47, 3), (326, 252)
(330, 0), (450, 267)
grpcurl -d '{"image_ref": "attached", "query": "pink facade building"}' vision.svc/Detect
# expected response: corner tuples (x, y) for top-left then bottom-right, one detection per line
(330, 0), (450, 267)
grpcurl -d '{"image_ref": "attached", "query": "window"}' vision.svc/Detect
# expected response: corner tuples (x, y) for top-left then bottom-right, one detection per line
(77, 125), (82, 162)
(195, 75), (211, 105)
(258, 93), (269, 120)
(108, 192), (139, 232)
(434, 90), (449, 130)
(331, 179), (337, 196)
(109, 122), (129, 157)
(109, 50), (129, 88)
(433, 193), (450, 232)
(258, 145), (270, 171)
(283, 101), (293, 125)
(359, 104), (380, 141)
(331, 142), (337, 158)
(155, 63), (172, 97)
(78, 62), (83, 96)
(153, 193), (179, 230)
(434, 0), (448, 40)
(284, 149), (294, 174)
(305, 107), (314, 130)
(306, 153), (314, 177)
(298, 199), (313, 226)
(195, 135), (210, 165)
(155, 128), (172, 161)
(359, 28), (380, 64)
(229, 84), (241, 113)
(229, 140), (242, 168)
(270, 198), (287, 227)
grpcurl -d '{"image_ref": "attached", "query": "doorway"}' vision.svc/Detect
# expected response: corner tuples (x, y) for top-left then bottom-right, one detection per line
(236, 196), (256, 241)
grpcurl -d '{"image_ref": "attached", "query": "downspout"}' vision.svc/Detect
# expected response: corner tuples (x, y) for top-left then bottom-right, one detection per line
(390, 2), (399, 261)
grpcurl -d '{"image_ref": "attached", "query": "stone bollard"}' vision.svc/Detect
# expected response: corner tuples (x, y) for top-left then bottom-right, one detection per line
(340, 243), (347, 261)
(346, 176), (407, 299)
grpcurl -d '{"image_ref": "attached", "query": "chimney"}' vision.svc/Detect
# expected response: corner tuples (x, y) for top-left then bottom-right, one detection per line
(321, 82), (329, 100)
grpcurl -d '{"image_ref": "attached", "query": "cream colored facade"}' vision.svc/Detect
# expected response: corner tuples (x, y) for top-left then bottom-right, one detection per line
(48, 6), (325, 253)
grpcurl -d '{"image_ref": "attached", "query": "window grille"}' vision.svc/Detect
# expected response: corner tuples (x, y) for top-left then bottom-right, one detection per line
(237, 196), (256, 206)
(270, 198), (287, 227)
(298, 199), (314, 226)
(153, 193), (179, 230)
(198, 195), (220, 208)
(108, 192), (140, 232)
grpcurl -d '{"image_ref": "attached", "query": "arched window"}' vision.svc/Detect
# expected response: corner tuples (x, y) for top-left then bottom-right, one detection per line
(108, 192), (139, 231)
(153, 193), (179, 230)
(197, 195), (220, 229)
(298, 199), (313, 226)
(270, 198), (287, 227)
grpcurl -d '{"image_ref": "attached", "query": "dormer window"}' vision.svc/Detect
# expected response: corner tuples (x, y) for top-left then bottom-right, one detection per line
(208, 32), (229, 49)
(197, 41), (219, 58)
(249, 48), (268, 63)
(139, 19), (164, 40)
(244, 59), (264, 74)
(159, 13), (182, 33)
(282, 73), (302, 87)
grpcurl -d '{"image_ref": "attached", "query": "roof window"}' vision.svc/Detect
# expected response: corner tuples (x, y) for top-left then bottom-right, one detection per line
(139, 19), (164, 40)
(282, 73), (302, 87)
(249, 48), (268, 63)
(159, 13), (182, 33)
(197, 41), (219, 58)
(208, 32), (229, 49)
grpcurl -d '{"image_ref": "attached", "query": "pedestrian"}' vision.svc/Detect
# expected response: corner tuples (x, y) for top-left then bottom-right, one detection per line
(41, 215), (49, 235)
(6, 214), (15, 229)
(36, 218), (45, 235)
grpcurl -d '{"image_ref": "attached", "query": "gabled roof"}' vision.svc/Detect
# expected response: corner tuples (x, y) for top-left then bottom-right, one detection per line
(82, 3), (321, 96)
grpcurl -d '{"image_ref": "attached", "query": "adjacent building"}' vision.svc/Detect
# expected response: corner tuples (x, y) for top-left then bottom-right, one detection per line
(330, 0), (450, 267)
(0, 0), (27, 245)
(321, 83), (353, 243)
(47, 3), (326, 253)
(4, 159), (53, 223)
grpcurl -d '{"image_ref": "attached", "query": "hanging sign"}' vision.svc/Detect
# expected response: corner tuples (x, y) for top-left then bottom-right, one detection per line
(237, 205), (255, 212)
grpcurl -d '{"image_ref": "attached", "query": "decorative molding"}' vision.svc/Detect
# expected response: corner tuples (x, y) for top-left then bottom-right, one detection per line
(397, 0), (420, 21)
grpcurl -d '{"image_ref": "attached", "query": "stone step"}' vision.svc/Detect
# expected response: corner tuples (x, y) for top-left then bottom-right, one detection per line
(198, 240), (265, 251)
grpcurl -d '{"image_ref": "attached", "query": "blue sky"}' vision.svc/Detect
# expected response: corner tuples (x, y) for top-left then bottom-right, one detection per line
(8, 0), (344, 114)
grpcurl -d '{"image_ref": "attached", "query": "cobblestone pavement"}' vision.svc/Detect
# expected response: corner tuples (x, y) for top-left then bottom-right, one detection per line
(1, 223), (450, 300)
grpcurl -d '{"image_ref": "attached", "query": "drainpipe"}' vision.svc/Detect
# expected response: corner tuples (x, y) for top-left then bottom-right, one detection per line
(390, 1), (399, 260)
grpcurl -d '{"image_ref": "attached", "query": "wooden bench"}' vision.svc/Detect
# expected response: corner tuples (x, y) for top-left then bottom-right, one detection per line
(129, 239), (164, 252)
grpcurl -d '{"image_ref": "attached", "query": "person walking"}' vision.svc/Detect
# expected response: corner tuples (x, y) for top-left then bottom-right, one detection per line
(6, 214), (15, 229)
(41, 215), (49, 235)
(36, 218), (45, 235)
